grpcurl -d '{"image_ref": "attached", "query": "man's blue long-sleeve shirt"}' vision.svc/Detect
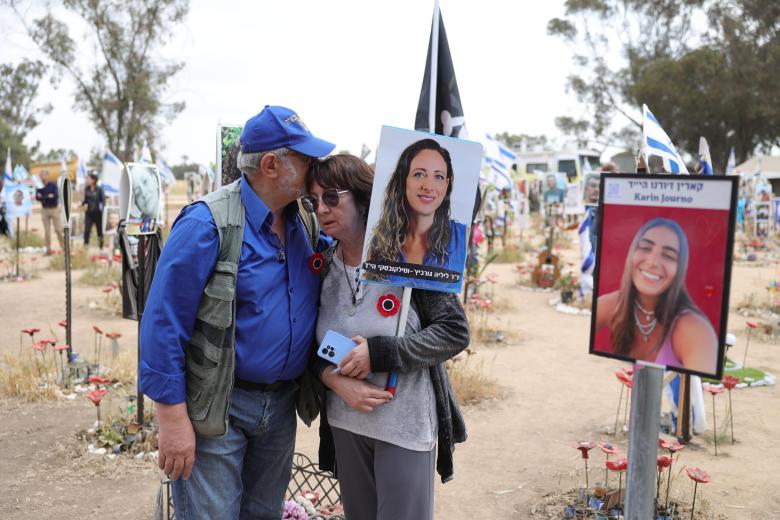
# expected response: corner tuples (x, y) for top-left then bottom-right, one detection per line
(139, 177), (320, 404)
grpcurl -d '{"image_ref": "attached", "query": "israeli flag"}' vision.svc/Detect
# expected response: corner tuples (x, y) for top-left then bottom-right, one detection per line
(12, 164), (29, 182)
(138, 140), (153, 164)
(725, 147), (736, 175)
(3, 148), (12, 182)
(101, 150), (122, 194)
(483, 134), (516, 189)
(698, 137), (713, 176)
(76, 159), (88, 188)
(157, 157), (176, 187)
(642, 105), (688, 174)
(578, 208), (595, 292)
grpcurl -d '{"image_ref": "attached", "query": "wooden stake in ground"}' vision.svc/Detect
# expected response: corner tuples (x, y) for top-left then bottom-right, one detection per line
(624, 364), (662, 518)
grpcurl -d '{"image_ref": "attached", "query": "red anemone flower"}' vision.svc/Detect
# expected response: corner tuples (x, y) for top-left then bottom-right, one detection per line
(606, 457), (628, 472)
(58, 320), (68, 329)
(481, 299), (493, 310)
(90, 255), (101, 262)
(53, 344), (69, 351)
(746, 321), (758, 329)
(704, 386), (724, 396)
(722, 375), (739, 390)
(307, 252), (325, 274)
(598, 441), (619, 455)
(105, 331), (122, 340)
(573, 441), (595, 459)
(92, 325), (103, 334)
(622, 367), (634, 376)
(377, 294), (401, 317)
(86, 388), (108, 405)
(657, 455), (673, 469)
(46, 338), (57, 345)
(101, 287), (113, 294)
(686, 467), (711, 484)
(113, 254), (122, 263)
(110, 281), (119, 289)
(615, 371), (632, 385)
(21, 327), (41, 336)
(87, 375), (111, 384)
(32, 340), (48, 351)
(658, 438), (685, 453)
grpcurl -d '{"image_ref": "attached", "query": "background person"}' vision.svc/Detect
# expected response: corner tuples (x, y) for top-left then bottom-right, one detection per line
(82, 172), (105, 249)
(366, 139), (466, 285)
(34, 169), (64, 255)
(595, 218), (718, 374)
(308, 154), (469, 520)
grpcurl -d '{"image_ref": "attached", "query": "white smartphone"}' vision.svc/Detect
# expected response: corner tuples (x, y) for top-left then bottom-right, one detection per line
(317, 330), (358, 366)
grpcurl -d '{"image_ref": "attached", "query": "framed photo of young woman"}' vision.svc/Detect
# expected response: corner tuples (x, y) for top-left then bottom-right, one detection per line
(359, 126), (483, 293)
(589, 174), (738, 379)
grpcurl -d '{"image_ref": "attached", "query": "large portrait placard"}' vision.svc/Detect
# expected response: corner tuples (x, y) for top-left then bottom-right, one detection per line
(359, 126), (483, 293)
(589, 174), (737, 379)
(121, 163), (161, 235)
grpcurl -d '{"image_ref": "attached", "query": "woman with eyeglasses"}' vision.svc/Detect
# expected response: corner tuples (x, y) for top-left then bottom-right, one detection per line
(365, 139), (467, 290)
(306, 154), (469, 520)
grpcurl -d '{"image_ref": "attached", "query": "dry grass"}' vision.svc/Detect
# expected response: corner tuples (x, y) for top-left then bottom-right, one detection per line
(48, 248), (90, 270)
(0, 351), (60, 401)
(447, 357), (504, 405)
(80, 260), (121, 286)
(101, 348), (138, 386)
(492, 243), (527, 264)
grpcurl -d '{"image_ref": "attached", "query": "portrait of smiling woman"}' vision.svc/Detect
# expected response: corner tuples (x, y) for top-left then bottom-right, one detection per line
(595, 218), (718, 374)
(365, 138), (467, 289)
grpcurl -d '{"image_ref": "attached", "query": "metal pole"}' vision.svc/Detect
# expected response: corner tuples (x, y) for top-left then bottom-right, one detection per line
(428, 0), (440, 133)
(136, 234), (146, 425)
(15, 218), (20, 277)
(624, 363), (663, 519)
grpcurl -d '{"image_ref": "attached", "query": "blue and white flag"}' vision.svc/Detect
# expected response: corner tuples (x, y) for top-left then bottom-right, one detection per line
(642, 104), (688, 174)
(725, 147), (736, 175)
(157, 157), (176, 187)
(578, 208), (595, 292)
(698, 137), (713, 176)
(12, 164), (29, 182)
(138, 140), (153, 164)
(3, 148), (11, 182)
(483, 134), (516, 190)
(101, 150), (123, 195)
(76, 159), (88, 188)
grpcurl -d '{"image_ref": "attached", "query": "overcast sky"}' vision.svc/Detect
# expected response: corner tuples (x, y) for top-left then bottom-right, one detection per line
(2, 0), (588, 165)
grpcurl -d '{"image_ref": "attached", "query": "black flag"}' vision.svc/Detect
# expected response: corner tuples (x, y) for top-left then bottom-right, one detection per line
(414, 11), (466, 138)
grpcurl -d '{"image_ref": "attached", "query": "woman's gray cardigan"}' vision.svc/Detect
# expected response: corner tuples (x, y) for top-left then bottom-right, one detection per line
(311, 245), (470, 483)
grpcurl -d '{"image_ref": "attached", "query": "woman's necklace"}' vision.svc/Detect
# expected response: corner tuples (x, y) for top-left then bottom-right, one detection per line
(341, 246), (362, 317)
(633, 306), (658, 342)
(636, 300), (655, 318)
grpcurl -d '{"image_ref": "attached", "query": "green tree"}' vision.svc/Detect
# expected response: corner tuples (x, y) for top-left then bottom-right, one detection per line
(12, 0), (189, 162)
(494, 132), (549, 151)
(548, 0), (780, 172)
(0, 59), (51, 167)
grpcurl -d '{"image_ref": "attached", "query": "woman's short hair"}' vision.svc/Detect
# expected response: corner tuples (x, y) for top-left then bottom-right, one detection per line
(307, 154), (374, 223)
(367, 138), (454, 266)
(610, 218), (699, 356)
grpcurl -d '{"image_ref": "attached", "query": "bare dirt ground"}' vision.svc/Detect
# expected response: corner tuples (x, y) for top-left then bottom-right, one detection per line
(1, 197), (778, 519)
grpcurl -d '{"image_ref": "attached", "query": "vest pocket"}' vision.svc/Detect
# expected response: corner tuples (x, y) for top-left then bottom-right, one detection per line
(196, 271), (235, 328)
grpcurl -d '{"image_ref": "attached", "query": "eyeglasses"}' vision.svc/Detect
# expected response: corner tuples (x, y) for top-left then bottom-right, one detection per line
(304, 189), (349, 212)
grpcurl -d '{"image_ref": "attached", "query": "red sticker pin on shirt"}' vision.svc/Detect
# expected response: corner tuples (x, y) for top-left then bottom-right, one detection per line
(377, 294), (400, 317)
(308, 252), (325, 274)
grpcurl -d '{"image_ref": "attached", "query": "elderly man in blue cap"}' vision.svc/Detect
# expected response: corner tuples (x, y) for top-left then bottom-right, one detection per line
(140, 105), (335, 519)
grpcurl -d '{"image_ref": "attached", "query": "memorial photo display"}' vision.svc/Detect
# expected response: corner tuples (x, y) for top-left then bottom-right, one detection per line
(359, 126), (483, 293)
(589, 174), (737, 379)
(121, 163), (161, 235)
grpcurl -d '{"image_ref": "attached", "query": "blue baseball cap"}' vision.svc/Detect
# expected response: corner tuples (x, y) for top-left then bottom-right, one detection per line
(240, 105), (335, 158)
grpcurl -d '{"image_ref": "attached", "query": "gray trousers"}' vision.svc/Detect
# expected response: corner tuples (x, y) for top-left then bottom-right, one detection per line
(332, 426), (435, 520)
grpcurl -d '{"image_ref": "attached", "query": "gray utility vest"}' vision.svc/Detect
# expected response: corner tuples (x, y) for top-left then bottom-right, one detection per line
(185, 179), (319, 438)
